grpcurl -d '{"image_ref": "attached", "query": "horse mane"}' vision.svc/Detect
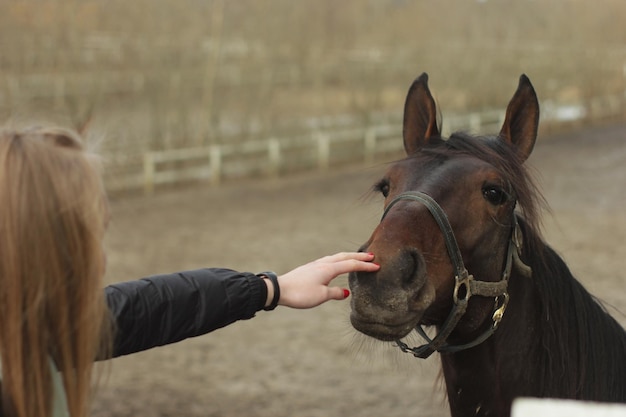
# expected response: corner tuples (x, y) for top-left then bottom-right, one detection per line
(518, 218), (626, 401)
(422, 131), (626, 401)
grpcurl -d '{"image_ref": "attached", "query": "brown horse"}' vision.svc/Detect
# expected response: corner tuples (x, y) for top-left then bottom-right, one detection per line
(348, 73), (626, 416)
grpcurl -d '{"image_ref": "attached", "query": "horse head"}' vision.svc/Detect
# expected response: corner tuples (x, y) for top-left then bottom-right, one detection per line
(349, 73), (539, 353)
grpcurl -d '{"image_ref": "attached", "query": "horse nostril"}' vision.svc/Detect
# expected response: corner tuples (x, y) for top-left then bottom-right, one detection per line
(402, 250), (426, 289)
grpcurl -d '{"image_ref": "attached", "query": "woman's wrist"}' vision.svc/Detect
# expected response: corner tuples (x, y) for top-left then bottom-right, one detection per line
(262, 278), (273, 307)
(257, 272), (280, 311)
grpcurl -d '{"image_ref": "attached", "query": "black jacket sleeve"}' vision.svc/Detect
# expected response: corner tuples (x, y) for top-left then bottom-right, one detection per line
(104, 268), (268, 358)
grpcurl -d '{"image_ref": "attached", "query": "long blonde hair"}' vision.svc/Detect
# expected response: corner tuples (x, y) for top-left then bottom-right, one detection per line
(0, 127), (111, 417)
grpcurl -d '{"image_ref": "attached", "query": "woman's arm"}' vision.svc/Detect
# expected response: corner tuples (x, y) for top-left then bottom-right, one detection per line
(105, 268), (266, 358)
(103, 252), (379, 359)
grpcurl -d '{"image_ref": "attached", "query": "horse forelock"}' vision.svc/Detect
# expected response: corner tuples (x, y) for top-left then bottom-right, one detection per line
(419, 132), (547, 235)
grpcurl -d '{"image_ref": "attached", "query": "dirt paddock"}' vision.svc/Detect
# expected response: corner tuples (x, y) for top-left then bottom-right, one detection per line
(92, 123), (626, 417)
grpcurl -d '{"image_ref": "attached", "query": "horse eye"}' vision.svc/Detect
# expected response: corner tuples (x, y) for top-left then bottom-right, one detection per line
(482, 186), (509, 205)
(374, 180), (390, 197)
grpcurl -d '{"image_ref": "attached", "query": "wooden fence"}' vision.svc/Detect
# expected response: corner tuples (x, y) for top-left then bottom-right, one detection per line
(137, 92), (626, 195)
(140, 110), (505, 195)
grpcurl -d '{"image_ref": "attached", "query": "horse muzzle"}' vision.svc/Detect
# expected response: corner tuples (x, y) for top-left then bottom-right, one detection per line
(348, 252), (436, 341)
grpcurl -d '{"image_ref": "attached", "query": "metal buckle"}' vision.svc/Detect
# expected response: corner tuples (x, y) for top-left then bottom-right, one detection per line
(492, 293), (509, 326)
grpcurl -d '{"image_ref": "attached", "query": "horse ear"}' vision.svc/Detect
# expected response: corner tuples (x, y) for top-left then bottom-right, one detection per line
(499, 74), (539, 162)
(403, 73), (439, 155)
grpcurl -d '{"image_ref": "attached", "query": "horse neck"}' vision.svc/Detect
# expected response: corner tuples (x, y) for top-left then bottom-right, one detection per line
(440, 345), (503, 417)
(440, 266), (538, 417)
(441, 223), (626, 416)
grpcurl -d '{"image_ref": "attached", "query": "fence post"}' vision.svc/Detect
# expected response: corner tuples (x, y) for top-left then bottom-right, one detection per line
(316, 132), (330, 171)
(267, 138), (281, 178)
(209, 145), (222, 186)
(498, 111), (506, 126)
(469, 113), (481, 132)
(364, 127), (376, 164)
(143, 152), (155, 195)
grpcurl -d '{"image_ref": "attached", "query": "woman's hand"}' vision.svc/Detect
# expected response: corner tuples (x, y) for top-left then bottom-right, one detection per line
(263, 252), (379, 309)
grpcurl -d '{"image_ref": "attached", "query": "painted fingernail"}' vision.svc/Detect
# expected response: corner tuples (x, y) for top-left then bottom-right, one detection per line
(368, 252), (375, 257)
(343, 289), (350, 298)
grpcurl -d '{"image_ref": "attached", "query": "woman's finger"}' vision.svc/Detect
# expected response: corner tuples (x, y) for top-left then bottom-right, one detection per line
(315, 252), (375, 264)
(327, 258), (380, 277)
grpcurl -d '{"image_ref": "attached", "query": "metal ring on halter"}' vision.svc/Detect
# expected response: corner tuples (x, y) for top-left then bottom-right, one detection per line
(453, 272), (472, 304)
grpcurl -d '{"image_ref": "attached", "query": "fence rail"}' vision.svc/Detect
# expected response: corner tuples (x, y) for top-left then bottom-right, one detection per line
(139, 109), (509, 195)
(137, 93), (626, 195)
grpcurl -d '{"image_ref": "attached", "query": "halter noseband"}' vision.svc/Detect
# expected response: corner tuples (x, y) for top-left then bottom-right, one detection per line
(380, 191), (530, 359)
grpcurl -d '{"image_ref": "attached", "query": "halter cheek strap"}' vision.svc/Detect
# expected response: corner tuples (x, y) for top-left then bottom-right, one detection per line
(380, 191), (530, 359)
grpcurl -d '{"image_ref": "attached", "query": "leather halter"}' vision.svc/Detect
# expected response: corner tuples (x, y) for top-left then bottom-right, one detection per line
(379, 191), (530, 359)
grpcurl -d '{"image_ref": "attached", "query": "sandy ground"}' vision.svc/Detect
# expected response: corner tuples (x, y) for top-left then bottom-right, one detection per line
(91, 123), (626, 417)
